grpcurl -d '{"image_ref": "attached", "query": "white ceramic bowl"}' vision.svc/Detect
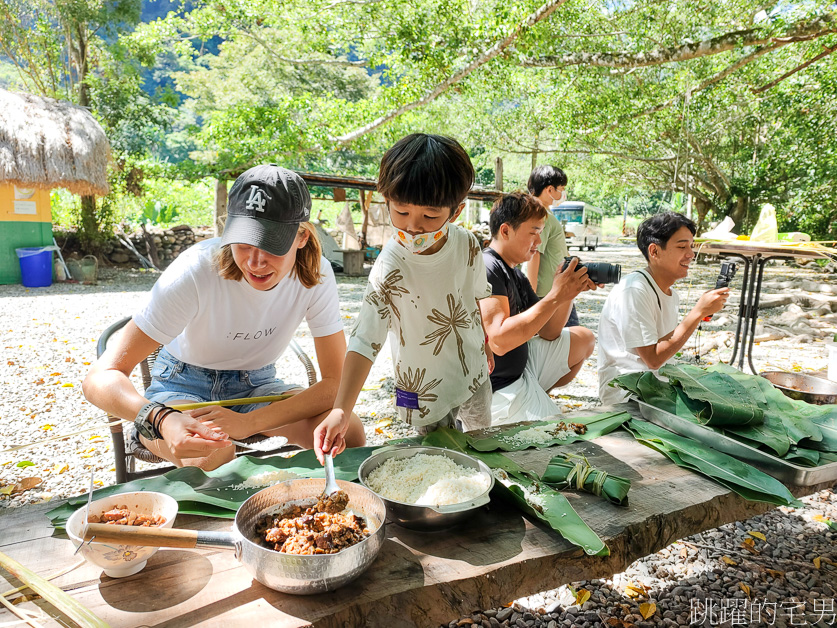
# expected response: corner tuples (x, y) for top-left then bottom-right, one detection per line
(66, 491), (178, 578)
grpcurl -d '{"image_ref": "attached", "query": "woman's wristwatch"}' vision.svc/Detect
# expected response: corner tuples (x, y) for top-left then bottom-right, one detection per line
(134, 402), (168, 440)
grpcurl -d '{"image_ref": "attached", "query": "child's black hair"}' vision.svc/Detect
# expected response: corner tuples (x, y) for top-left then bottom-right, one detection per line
(378, 133), (475, 211)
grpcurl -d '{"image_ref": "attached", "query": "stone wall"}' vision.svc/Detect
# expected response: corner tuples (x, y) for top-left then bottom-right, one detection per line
(103, 225), (214, 267)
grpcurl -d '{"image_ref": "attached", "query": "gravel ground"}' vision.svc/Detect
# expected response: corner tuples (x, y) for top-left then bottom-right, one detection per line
(1, 243), (835, 626)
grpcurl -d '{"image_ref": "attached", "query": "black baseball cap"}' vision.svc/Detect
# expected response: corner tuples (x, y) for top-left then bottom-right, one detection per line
(221, 165), (311, 256)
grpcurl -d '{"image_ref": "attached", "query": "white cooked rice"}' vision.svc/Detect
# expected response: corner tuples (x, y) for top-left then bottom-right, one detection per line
(365, 453), (490, 506)
(231, 469), (299, 490)
(506, 422), (571, 446)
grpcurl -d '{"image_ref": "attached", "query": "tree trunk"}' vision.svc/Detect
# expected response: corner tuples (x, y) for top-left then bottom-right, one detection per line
(359, 190), (371, 249)
(79, 195), (98, 253)
(729, 196), (750, 230)
(141, 223), (160, 269)
(694, 197), (712, 232)
(75, 25), (99, 253)
(214, 178), (228, 236)
(531, 131), (539, 171)
(495, 157), (504, 192)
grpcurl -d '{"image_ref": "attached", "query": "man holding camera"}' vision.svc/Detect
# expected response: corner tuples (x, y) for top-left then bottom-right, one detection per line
(480, 193), (598, 425)
(597, 212), (730, 405)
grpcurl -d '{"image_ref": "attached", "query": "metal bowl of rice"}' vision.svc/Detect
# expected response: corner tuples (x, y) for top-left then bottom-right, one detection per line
(358, 445), (494, 530)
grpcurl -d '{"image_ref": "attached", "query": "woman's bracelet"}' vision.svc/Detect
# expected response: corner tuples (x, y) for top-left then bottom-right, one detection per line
(150, 406), (178, 438)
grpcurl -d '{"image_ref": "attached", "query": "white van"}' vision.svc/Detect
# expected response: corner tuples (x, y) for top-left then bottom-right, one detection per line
(551, 201), (603, 251)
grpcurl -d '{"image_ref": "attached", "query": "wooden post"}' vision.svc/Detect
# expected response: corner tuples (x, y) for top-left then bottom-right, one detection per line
(495, 157), (503, 192)
(214, 178), (228, 237)
(359, 190), (371, 249)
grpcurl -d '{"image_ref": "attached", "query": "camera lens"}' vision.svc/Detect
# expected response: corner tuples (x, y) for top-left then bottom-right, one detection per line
(584, 262), (621, 284)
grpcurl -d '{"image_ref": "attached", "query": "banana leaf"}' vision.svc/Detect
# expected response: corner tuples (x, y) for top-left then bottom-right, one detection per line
(421, 428), (609, 556)
(48, 446), (381, 528)
(615, 372), (701, 420)
(611, 371), (644, 397)
(782, 446), (821, 467)
(467, 411), (630, 452)
(707, 364), (824, 447)
(620, 366), (831, 458)
(659, 364), (764, 427)
(818, 451), (837, 464)
(801, 414), (837, 452)
(491, 470), (609, 557)
(541, 454), (631, 506)
(624, 419), (801, 508)
(720, 422), (791, 458)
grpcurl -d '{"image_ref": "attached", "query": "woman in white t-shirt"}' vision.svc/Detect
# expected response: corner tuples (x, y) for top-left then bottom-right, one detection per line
(83, 165), (364, 470)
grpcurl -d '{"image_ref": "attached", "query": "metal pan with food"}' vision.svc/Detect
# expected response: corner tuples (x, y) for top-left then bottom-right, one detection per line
(82, 479), (386, 595)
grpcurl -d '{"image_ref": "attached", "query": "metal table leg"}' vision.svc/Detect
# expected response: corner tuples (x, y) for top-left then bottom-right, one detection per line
(744, 257), (767, 374)
(736, 253), (762, 370)
(728, 256), (751, 366)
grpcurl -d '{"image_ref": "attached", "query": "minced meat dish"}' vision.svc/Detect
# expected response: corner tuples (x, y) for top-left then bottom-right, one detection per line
(87, 507), (165, 527)
(254, 491), (370, 555)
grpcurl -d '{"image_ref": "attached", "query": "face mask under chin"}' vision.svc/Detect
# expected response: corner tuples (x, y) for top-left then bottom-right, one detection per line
(392, 222), (449, 254)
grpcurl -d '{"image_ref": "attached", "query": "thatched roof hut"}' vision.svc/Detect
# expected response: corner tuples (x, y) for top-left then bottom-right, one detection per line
(0, 89), (110, 197)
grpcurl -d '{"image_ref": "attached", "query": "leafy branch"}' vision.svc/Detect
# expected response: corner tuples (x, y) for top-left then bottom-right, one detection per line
(521, 12), (836, 69)
(336, 0), (569, 143)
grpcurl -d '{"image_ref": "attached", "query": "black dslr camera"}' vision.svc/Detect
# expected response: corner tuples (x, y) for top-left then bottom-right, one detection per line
(560, 256), (621, 284)
(714, 260), (738, 289)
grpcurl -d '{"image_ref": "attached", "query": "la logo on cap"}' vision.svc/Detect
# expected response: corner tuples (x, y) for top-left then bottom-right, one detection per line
(246, 185), (271, 213)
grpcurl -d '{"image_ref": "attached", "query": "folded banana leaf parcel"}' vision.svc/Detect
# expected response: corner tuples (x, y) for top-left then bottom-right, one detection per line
(613, 363), (836, 466)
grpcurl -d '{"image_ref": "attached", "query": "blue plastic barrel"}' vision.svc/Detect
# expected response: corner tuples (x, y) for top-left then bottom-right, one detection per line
(15, 247), (53, 287)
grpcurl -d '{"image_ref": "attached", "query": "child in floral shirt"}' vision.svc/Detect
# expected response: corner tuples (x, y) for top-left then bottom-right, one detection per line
(314, 133), (493, 461)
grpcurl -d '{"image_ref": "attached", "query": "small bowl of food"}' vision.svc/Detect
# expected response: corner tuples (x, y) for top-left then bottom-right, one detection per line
(66, 491), (178, 578)
(358, 446), (494, 530)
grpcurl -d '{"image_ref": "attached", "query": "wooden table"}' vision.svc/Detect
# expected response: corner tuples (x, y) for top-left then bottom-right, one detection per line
(0, 430), (833, 628)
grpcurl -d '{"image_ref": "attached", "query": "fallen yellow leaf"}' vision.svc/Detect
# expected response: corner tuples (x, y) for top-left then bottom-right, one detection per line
(722, 556), (737, 565)
(639, 602), (656, 619)
(375, 418), (392, 428)
(575, 589), (591, 605)
(739, 583), (751, 597)
(40, 424), (54, 432)
(0, 486), (14, 495)
(624, 584), (645, 598)
(61, 382), (74, 388)
(52, 463), (69, 474)
(11, 477), (42, 494)
(765, 568), (784, 578)
(747, 531), (766, 541)
(814, 557), (821, 569)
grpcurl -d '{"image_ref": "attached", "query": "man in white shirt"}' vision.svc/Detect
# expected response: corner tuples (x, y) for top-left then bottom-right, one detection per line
(597, 212), (730, 404)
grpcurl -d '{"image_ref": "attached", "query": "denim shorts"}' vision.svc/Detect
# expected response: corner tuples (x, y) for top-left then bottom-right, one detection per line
(129, 348), (301, 449)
